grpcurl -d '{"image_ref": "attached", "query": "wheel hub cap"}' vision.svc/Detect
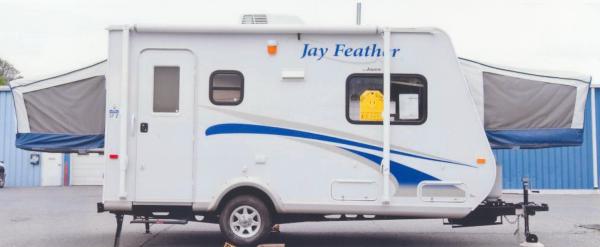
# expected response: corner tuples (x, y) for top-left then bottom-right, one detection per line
(229, 205), (261, 238)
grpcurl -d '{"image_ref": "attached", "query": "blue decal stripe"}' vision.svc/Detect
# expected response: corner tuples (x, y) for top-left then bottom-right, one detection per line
(206, 123), (473, 167)
(389, 149), (470, 167)
(206, 123), (379, 150)
(340, 147), (439, 185)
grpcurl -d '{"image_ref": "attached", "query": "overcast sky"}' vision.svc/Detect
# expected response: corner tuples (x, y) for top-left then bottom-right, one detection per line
(1, 0), (599, 81)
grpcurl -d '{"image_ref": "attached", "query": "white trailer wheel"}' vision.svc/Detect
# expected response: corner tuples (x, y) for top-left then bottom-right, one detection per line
(229, 205), (262, 238)
(219, 195), (272, 246)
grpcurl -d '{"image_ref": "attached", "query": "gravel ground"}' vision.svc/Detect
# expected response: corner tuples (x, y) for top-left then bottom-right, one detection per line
(0, 186), (599, 247)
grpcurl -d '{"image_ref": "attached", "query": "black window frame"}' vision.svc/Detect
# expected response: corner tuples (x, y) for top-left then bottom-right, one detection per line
(345, 73), (428, 125)
(209, 70), (244, 106)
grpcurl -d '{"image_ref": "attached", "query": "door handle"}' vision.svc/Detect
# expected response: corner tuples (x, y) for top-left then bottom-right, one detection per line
(140, 122), (148, 133)
(130, 115), (136, 136)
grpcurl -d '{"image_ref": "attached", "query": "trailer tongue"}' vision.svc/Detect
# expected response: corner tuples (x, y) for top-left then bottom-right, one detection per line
(446, 178), (548, 245)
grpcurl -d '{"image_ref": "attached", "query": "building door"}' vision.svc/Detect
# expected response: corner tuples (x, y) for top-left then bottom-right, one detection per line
(41, 153), (62, 186)
(70, 153), (104, 185)
(135, 50), (195, 202)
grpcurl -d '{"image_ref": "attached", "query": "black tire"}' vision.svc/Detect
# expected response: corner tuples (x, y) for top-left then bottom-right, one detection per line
(0, 177), (5, 188)
(526, 233), (539, 243)
(219, 195), (272, 246)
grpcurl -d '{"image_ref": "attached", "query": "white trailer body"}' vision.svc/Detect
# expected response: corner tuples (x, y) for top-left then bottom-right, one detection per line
(100, 25), (496, 218)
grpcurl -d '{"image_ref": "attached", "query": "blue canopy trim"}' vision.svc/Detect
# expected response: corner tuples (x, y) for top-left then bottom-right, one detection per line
(486, 128), (583, 149)
(15, 133), (104, 152)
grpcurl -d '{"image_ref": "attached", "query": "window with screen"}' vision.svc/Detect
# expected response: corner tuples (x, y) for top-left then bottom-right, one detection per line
(153, 66), (180, 113)
(346, 74), (427, 125)
(210, 71), (244, 105)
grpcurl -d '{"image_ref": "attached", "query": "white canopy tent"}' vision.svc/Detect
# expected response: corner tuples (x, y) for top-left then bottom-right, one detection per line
(460, 58), (591, 148)
(9, 61), (106, 152)
(8, 58), (591, 152)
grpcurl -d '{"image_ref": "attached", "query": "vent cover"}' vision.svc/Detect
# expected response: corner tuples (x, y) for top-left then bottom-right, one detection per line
(241, 14), (268, 24)
(241, 14), (304, 25)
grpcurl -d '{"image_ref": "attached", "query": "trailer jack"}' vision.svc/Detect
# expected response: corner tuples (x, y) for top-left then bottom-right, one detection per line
(519, 177), (545, 247)
(445, 177), (548, 246)
(113, 214), (124, 247)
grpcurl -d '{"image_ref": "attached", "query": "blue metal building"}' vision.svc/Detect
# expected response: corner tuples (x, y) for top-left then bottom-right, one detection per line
(496, 90), (597, 189)
(0, 86), (40, 187)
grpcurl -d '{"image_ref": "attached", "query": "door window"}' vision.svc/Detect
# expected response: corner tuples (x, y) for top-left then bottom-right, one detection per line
(153, 66), (180, 113)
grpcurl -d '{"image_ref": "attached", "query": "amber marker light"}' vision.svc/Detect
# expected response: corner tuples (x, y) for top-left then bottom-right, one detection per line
(477, 158), (486, 165)
(267, 40), (278, 55)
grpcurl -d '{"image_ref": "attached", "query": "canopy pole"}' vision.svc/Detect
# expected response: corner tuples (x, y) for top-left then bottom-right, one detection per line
(592, 88), (599, 189)
(381, 27), (391, 204)
(118, 26), (130, 199)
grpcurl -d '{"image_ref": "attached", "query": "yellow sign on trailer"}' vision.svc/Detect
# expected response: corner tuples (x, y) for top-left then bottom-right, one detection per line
(359, 90), (383, 121)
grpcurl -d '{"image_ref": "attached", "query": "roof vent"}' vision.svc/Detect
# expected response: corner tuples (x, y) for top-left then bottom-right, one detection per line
(241, 14), (304, 25)
(241, 14), (268, 24)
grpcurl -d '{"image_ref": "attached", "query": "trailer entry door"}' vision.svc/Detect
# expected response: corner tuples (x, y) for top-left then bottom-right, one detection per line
(135, 50), (195, 202)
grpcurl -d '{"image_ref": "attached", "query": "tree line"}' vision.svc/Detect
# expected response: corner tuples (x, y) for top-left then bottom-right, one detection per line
(0, 58), (21, 86)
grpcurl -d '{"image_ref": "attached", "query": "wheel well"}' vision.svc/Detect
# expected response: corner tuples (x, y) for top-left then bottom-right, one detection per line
(216, 186), (277, 214)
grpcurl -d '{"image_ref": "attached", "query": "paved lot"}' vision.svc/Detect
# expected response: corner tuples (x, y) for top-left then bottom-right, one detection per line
(0, 186), (599, 247)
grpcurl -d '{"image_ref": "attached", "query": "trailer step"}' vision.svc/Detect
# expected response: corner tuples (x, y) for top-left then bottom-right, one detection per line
(130, 218), (188, 225)
(223, 243), (285, 247)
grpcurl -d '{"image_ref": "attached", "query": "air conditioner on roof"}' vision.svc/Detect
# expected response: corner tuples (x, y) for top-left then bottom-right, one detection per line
(241, 14), (304, 25)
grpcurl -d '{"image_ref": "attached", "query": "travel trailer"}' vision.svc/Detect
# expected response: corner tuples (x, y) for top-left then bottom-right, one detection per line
(9, 21), (590, 246)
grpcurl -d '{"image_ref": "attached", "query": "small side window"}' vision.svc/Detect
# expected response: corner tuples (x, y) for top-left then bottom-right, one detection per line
(346, 74), (427, 125)
(210, 71), (244, 105)
(153, 66), (180, 113)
